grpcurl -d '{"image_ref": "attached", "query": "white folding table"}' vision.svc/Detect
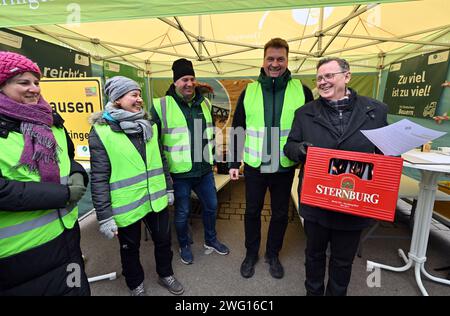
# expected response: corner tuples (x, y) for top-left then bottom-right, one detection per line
(367, 152), (450, 296)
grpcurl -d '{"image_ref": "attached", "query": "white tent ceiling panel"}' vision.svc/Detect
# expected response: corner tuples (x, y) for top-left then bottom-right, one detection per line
(6, 0), (450, 77)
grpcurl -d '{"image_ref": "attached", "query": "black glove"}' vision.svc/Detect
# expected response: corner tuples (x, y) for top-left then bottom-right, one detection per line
(299, 141), (314, 156)
(67, 173), (87, 204)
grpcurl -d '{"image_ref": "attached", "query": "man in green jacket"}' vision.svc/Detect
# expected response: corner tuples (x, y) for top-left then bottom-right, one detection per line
(151, 59), (229, 265)
(229, 38), (313, 279)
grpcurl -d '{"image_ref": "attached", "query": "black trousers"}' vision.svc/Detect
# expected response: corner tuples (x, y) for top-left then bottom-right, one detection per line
(243, 165), (295, 258)
(303, 220), (362, 296)
(117, 208), (173, 290)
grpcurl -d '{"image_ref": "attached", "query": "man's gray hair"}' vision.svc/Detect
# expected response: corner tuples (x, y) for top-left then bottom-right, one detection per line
(316, 57), (350, 72)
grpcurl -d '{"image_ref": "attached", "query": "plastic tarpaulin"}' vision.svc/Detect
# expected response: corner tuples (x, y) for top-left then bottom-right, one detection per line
(0, 0), (412, 27)
(6, 0), (447, 77)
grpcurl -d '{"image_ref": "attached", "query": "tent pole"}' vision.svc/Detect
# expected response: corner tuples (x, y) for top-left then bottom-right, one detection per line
(197, 17), (221, 74)
(325, 24), (450, 55)
(294, 3), (368, 73)
(386, 28), (450, 68)
(287, 5), (375, 43)
(101, 41), (189, 60)
(17, 25), (193, 59)
(376, 53), (385, 99)
(104, 47), (192, 59)
(198, 15), (203, 57)
(325, 32), (450, 48)
(173, 16), (220, 73)
(218, 60), (259, 68)
(204, 37), (313, 56)
(31, 25), (144, 71)
(321, 4), (378, 34)
(387, 47), (450, 56)
(287, 34), (317, 42)
(174, 17), (201, 59)
(159, 17), (196, 37)
(317, 8), (324, 55)
(30, 26), (91, 56)
(217, 66), (256, 76)
(320, 5), (360, 56)
(350, 63), (379, 70)
(289, 49), (317, 57)
(293, 44), (317, 73)
(203, 38), (261, 49)
(205, 48), (256, 59)
(97, 43), (145, 70)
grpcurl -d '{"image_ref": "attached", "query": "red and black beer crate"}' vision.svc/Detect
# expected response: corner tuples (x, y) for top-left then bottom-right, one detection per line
(300, 147), (403, 222)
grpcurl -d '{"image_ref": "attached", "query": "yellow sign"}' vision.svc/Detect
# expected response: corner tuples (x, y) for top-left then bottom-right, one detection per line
(40, 77), (103, 161)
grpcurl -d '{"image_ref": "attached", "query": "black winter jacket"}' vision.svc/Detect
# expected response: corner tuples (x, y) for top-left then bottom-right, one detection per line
(88, 111), (173, 222)
(283, 90), (388, 230)
(0, 111), (90, 296)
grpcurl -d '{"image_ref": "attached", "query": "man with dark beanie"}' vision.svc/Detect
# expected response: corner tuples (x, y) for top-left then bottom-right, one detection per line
(151, 58), (229, 265)
(172, 58), (196, 82)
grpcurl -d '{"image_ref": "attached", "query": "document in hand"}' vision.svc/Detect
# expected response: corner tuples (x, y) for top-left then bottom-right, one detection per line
(361, 119), (447, 156)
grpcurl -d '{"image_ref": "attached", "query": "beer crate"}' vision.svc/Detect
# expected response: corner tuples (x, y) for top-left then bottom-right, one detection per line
(300, 147), (403, 222)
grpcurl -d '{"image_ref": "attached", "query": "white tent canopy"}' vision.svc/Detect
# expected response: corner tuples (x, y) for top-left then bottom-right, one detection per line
(5, 0), (450, 77)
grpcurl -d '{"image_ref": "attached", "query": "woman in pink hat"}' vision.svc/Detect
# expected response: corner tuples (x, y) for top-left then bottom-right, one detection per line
(0, 51), (90, 296)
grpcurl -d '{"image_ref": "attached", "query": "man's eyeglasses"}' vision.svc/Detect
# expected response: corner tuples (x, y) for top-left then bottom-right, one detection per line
(315, 71), (347, 83)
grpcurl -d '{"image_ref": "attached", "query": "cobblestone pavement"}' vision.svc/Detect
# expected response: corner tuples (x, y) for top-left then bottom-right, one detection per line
(191, 178), (300, 223)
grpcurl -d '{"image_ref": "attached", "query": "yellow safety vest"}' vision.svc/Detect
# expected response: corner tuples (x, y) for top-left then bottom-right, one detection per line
(243, 79), (305, 168)
(94, 123), (168, 227)
(152, 96), (214, 173)
(0, 127), (78, 259)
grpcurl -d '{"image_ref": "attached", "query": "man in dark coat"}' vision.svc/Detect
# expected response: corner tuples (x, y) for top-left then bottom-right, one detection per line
(284, 57), (388, 296)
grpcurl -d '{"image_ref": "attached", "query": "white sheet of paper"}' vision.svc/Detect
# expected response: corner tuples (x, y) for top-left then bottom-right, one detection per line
(361, 119), (447, 156)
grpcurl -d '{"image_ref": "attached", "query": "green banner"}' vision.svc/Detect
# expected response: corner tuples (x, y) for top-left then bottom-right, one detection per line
(103, 61), (149, 108)
(0, 28), (91, 78)
(0, 0), (412, 28)
(384, 50), (449, 118)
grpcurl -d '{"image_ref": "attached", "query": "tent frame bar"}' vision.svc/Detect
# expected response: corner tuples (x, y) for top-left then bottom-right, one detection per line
(8, 5), (450, 76)
(326, 32), (450, 48)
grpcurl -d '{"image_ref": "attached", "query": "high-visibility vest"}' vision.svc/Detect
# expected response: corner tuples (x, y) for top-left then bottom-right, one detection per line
(243, 79), (305, 168)
(94, 124), (168, 227)
(0, 127), (78, 259)
(152, 96), (214, 173)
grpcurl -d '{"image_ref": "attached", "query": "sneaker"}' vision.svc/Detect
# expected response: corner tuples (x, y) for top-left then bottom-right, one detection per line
(158, 275), (184, 295)
(179, 245), (193, 265)
(204, 239), (230, 255)
(240, 256), (258, 278)
(265, 255), (284, 279)
(130, 282), (146, 296)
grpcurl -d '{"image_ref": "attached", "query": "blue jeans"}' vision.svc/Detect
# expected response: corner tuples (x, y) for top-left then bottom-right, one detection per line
(173, 171), (218, 247)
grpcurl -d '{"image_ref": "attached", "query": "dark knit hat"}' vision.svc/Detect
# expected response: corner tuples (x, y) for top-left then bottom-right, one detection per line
(104, 76), (141, 102)
(172, 58), (195, 82)
(0, 52), (41, 86)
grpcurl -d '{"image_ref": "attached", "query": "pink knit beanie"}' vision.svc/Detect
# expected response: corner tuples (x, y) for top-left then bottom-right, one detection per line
(0, 51), (42, 86)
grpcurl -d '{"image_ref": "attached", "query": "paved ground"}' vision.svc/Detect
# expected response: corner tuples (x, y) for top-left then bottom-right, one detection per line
(80, 179), (450, 296)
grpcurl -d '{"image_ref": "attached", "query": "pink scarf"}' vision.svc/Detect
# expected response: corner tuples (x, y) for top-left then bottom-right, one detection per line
(0, 92), (60, 183)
